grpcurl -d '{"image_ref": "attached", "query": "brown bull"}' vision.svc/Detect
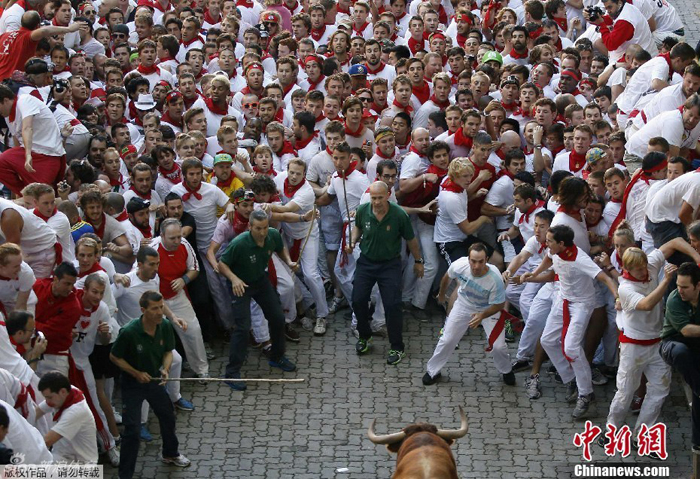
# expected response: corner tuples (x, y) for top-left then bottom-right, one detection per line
(367, 406), (468, 479)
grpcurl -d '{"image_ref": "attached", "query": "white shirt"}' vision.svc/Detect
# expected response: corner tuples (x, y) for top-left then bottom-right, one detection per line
(170, 182), (230, 250)
(112, 270), (159, 327)
(513, 203), (545, 244)
(0, 324), (36, 385)
(296, 136), (322, 163)
(626, 178), (656, 243)
(434, 187), (468, 243)
(628, 108), (700, 158)
(521, 235), (547, 268)
(0, 199), (57, 257)
(603, 200), (622, 228)
(618, 249), (666, 340)
(412, 100), (441, 130)
(0, 399), (52, 464)
(448, 260), (505, 312)
(39, 210), (75, 264)
(616, 55), (673, 115)
(552, 209), (590, 253)
(647, 172), (700, 224)
(399, 151), (430, 179)
(366, 149), (401, 182)
(327, 169), (370, 223)
(40, 394), (98, 464)
(192, 97), (242, 137)
(484, 175), (514, 231)
(70, 301), (110, 360)
(552, 150), (585, 178)
(550, 246), (601, 303)
(74, 269), (117, 320)
(0, 261), (35, 314)
(274, 172), (317, 240)
(306, 149), (335, 186)
(4, 95), (65, 156)
(0, 3), (23, 33)
(632, 82), (687, 129)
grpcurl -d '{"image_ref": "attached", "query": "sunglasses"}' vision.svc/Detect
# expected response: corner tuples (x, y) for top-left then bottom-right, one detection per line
(113, 33), (126, 38)
(263, 22), (276, 27)
(359, 97), (372, 102)
(243, 102), (259, 108)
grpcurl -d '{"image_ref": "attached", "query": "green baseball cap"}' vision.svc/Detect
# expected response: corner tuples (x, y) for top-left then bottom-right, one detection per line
(214, 153), (233, 165)
(482, 51), (503, 66)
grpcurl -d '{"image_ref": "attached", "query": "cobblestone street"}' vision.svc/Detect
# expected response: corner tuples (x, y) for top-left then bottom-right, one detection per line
(111, 303), (696, 478)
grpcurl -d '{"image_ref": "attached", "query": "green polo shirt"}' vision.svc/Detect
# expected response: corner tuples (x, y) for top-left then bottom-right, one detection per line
(355, 202), (415, 262)
(111, 317), (176, 377)
(662, 289), (700, 344)
(219, 228), (284, 284)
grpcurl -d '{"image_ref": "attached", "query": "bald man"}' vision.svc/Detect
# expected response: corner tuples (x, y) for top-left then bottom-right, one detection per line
(347, 181), (423, 366)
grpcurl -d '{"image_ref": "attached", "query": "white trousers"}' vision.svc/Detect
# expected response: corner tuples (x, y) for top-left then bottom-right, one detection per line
(287, 231), (329, 318)
(73, 356), (116, 451)
(272, 253), (297, 323)
(199, 247), (234, 330)
(250, 300), (270, 343)
(516, 281), (555, 361)
(36, 353), (69, 378)
(166, 291), (209, 376)
(334, 224), (360, 304)
(401, 218), (438, 309)
(606, 342), (671, 436)
(426, 299), (511, 377)
(541, 296), (594, 395)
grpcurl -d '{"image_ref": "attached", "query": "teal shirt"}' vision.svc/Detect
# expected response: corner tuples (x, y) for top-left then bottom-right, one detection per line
(111, 317), (176, 377)
(355, 202), (415, 262)
(219, 229), (284, 284)
(662, 289), (700, 343)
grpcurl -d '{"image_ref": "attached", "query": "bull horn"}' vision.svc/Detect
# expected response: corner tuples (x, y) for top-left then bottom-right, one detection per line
(436, 406), (468, 440)
(367, 419), (407, 445)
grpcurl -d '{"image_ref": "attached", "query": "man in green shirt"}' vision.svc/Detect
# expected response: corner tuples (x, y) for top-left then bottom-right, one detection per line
(218, 209), (298, 390)
(661, 262), (700, 451)
(110, 290), (191, 479)
(347, 181), (424, 365)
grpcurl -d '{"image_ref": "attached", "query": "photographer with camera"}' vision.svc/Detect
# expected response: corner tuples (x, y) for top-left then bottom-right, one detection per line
(47, 79), (92, 161)
(584, 0), (657, 65)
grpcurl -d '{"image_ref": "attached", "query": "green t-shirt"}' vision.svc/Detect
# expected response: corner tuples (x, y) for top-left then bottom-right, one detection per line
(355, 202), (415, 262)
(111, 317), (176, 377)
(662, 289), (700, 343)
(219, 228), (284, 284)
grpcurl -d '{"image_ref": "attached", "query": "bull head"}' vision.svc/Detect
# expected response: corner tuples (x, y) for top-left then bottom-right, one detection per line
(367, 406), (468, 446)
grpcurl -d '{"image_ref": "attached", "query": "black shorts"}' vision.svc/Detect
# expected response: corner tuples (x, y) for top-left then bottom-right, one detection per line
(89, 343), (120, 379)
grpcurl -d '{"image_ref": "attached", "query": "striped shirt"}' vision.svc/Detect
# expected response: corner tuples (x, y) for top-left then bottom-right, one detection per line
(448, 259), (505, 311)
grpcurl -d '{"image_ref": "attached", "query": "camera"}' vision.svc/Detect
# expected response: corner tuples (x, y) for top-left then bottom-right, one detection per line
(30, 330), (45, 349)
(53, 79), (69, 94)
(585, 6), (605, 22)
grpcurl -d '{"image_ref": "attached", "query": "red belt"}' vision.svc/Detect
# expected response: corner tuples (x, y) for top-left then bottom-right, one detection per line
(486, 310), (520, 351)
(14, 383), (29, 418)
(619, 331), (660, 346)
(339, 221), (350, 266)
(641, 110), (648, 124)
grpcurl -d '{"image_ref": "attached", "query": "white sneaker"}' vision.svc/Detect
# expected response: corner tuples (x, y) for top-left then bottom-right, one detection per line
(162, 454), (192, 467)
(107, 448), (120, 467)
(113, 411), (122, 425)
(313, 317), (327, 336)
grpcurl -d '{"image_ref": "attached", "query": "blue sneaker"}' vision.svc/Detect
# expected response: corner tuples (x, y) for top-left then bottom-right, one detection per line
(173, 398), (194, 411)
(269, 356), (297, 372)
(140, 424), (152, 442)
(224, 374), (247, 391)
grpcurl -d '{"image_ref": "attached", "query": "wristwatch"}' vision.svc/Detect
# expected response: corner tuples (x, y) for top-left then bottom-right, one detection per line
(415, 258), (425, 264)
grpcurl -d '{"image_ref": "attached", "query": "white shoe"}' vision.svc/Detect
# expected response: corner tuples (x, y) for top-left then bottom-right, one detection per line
(162, 454), (192, 467)
(313, 317), (327, 336)
(113, 411), (122, 425)
(107, 448), (120, 467)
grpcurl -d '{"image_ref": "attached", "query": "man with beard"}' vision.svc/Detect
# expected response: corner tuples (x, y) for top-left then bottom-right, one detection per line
(191, 75), (241, 137)
(557, 69), (589, 107)
(161, 91), (185, 134)
(445, 110), (481, 159)
(364, 39), (396, 83)
(413, 72), (451, 130)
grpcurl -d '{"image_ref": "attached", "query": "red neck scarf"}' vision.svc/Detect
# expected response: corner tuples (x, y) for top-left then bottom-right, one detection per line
(284, 0), (299, 12)
(622, 269), (649, 283)
(232, 210), (249, 235)
(353, 21), (370, 35)
(453, 127), (474, 149)
(137, 63), (160, 75)
(115, 210), (129, 222)
(129, 186), (152, 200)
(308, 74), (325, 90)
(509, 48), (529, 60)
(660, 52), (674, 81)
(158, 162), (182, 184)
(85, 213), (106, 239)
(182, 182), (203, 201)
(33, 208), (57, 222)
(456, 33), (468, 48)
(160, 111), (183, 128)
(430, 94), (450, 109)
(182, 35), (203, 48)
(53, 387), (85, 422)
(568, 150), (586, 173)
(130, 219), (152, 238)
(375, 147), (395, 160)
(296, 132), (318, 150)
(204, 96), (228, 115)
(109, 173), (126, 190)
(426, 164), (448, 177)
(203, 9), (220, 24)
(237, 0), (254, 7)
(441, 177), (464, 193)
(365, 62), (386, 75)
(501, 100), (518, 112)
(557, 244), (578, 261)
(284, 177), (306, 198)
(278, 140), (297, 157)
(412, 81), (431, 104)
(253, 166), (277, 177)
(339, 161), (359, 178)
(392, 99), (413, 114)
(344, 121), (364, 138)
(557, 205), (583, 222)
(78, 261), (105, 279)
(552, 16), (568, 32)
(409, 144), (426, 159)
(519, 200), (545, 224)
(310, 26), (326, 42)
(407, 36), (423, 55)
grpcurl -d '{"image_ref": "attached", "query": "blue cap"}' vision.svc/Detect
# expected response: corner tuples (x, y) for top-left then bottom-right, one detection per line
(349, 64), (368, 76)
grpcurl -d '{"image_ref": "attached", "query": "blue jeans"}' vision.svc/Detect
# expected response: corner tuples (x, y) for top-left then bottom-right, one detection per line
(352, 256), (404, 351)
(225, 275), (286, 378)
(661, 339), (700, 446)
(119, 376), (179, 479)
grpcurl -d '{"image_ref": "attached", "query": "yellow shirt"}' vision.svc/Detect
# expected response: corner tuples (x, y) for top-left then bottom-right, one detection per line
(207, 172), (244, 217)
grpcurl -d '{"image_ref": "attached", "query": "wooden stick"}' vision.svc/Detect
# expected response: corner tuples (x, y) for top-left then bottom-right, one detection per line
(151, 378), (305, 383)
(296, 205), (317, 261)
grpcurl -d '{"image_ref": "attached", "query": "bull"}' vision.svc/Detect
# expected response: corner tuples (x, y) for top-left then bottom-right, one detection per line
(367, 406), (468, 479)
